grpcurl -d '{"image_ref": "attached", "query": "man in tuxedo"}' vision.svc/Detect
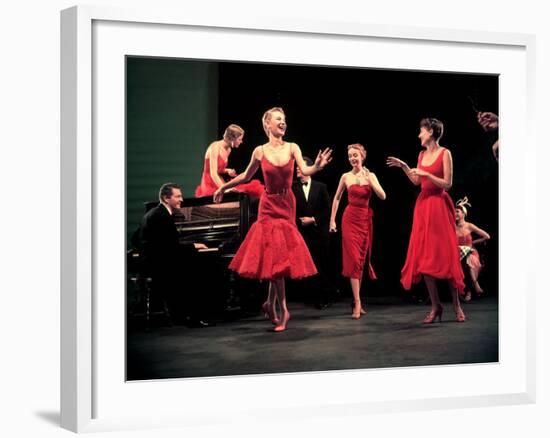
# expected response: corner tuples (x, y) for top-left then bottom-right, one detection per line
(292, 157), (336, 308)
(139, 183), (213, 327)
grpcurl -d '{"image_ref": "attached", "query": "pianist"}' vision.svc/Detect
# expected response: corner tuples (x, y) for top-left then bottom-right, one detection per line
(138, 183), (213, 328)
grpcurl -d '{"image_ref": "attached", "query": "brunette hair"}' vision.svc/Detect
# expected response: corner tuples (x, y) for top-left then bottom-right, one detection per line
(420, 117), (444, 141)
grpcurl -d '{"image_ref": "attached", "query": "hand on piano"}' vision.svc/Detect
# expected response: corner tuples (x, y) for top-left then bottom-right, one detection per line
(193, 243), (209, 250)
(214, 187), (224, 203)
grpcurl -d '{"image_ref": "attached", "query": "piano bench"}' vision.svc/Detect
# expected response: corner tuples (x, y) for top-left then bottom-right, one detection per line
(129, 275), (173, 330)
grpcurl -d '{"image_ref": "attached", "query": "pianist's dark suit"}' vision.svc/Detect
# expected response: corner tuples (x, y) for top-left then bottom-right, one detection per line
(139, 203), (204, 322)
(291, 179), (336, 306)
(140, 204), (181, 273)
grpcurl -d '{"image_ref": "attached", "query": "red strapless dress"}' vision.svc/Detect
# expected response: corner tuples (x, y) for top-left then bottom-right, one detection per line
(401, 148), (465, 292)
(229, 157), (317, 280)
(195, 155), (264, 198)
(341, 184), (377, 280)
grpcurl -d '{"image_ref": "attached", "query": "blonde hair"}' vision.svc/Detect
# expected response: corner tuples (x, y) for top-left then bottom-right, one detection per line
(223, 124), (244, 143)
(456, 196), (472, 216)
(347, 143), (367, 162)
(261, 107), (285, 138)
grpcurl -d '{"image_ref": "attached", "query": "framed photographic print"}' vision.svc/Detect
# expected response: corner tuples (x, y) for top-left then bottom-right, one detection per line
(61, 5), (536, 433)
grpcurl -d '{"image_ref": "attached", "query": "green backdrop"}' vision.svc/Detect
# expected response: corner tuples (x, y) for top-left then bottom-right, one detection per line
(126, 57), (219, 243)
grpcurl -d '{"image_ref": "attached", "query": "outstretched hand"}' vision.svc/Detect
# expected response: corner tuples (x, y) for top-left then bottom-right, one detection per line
(315, 148), (333, 169)
(386, 156), (407, 169)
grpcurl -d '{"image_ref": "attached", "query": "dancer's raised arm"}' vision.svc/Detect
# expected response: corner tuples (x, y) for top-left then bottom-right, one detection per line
(292, 143), (332, 176)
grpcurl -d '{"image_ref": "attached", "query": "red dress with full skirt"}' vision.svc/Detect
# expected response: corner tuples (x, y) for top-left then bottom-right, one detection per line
(229, 156), (317, 281)
(341, 184), (377, 280)
(401, 148), (465, 292)
(195, 155), (264, 198)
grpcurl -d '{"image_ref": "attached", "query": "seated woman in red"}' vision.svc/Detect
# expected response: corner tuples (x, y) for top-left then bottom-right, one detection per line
(195, 124), (264, 198)
(455, 197), (491, 301)
(387, 118), (466, 324)
(330, 143), (386, 320)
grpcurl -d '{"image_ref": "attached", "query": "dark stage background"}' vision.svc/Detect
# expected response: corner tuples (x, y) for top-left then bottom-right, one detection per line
(127, 57), (498, 300)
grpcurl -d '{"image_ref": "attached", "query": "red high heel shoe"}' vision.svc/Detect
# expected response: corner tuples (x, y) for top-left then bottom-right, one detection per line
(273, 310), (290, 332)
(455, 307), (466, 323)
(422, 305), (443, 324)
(261, 302), (280, 325)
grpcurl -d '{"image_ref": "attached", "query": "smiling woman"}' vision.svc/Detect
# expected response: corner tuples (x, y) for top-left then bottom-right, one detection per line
(330, 143), (386, 319)
(387, 118), (466, 323)
(213, 107), (333, 332)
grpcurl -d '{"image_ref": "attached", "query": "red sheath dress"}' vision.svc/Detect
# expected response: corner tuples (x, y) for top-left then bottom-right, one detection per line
(341, 184), (377, 280)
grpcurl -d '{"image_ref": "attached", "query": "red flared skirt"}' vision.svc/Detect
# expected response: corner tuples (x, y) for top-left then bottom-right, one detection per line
(229, 191), (317, 281)
(401, 189), (465, 292)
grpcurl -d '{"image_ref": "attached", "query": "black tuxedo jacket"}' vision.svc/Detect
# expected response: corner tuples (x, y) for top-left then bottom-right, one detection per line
(138, 204), (194, 274)
(292, 179), (330, 239)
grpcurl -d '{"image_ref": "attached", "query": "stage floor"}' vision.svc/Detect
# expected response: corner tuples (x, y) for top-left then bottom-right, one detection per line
(127, 296), (498, 381)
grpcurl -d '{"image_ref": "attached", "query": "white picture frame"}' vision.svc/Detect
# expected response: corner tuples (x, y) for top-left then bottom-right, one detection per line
(61, 5), (536, 433)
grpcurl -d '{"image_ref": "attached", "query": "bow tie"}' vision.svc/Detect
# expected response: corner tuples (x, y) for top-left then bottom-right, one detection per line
(301, 181), (308, 186)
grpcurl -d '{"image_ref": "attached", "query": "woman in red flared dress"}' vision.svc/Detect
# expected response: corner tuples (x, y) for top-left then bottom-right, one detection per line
(195, 124), (264, 198)
(329, 144), (386, 320)
(214, 107), (332, 332)
(387, 118), (466, 323)
(455, 197), (491, 301)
